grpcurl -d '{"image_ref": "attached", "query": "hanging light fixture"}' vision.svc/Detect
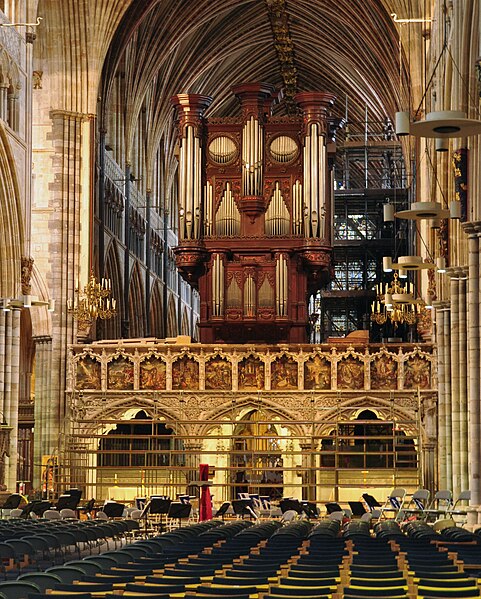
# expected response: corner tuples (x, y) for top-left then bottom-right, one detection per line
(395, 201), (450, 221)
(409, 110), (481, 139)
(388, 255), (436, 271)
(371, 273), (425, 328)
(67, 270), (117, 325)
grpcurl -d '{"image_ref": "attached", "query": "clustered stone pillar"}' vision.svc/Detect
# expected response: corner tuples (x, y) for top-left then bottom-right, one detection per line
(433, 300), (450, 489)
(0, 309), (21, 491)
(32, 336), (53, 491)
(441, 267), (469, 498)
(462, 222), (481, 517)
(47, 109), (89, 478)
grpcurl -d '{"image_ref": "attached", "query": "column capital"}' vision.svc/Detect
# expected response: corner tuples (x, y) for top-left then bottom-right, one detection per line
(445, 266), (468, 279)
(49, 109), (91, 123)
(432, 300), (450, 310)
(461, 221), (481, 236)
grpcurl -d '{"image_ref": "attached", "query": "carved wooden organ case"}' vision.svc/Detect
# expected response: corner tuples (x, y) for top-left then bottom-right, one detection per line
(172, 83), (336, 343)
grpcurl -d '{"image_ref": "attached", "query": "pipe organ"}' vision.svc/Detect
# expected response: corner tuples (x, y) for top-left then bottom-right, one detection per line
(172, 84), (336, 343)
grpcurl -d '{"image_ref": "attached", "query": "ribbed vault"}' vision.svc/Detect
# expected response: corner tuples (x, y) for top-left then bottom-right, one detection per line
(97, 0), (427, 166)
(31, 0), (429, 166)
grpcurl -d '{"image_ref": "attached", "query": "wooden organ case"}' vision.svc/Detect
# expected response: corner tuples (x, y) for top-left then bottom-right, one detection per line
(172, 83), (337, 343)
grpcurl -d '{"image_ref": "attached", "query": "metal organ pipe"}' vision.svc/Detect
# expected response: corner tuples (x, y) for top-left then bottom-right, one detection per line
(302, 122), (327, 239)
(276, 255), (288, 317)
(244, 275), (255, 316)
(204, 181), (213, 236)
(185, 125), (193, 239)
(303, 135), (311, 235)
(292, 180), (303, 235)
(194, 134), (201, 238)
(242, 116), (263, 196)
(179, 137), (186, 237)
(212, 254), (224, 317)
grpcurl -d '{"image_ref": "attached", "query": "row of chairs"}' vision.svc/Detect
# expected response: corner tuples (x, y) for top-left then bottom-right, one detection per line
(379, 488), (471, 524)
(0, 515), (478, 598)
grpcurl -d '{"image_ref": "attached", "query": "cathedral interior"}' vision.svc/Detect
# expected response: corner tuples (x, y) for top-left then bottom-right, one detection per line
(0, 0), (480, 521)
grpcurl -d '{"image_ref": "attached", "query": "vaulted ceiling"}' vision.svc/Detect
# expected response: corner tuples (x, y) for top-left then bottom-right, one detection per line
(101, 0), (428, 123)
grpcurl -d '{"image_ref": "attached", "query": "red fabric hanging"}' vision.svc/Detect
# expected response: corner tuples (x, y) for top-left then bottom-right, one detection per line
(199, 463), (212, 521)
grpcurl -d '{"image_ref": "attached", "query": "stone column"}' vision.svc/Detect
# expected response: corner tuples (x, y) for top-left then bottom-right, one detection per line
(47, 110), (90, 466)
(32, 336), (53, 490)
(441, 300), (453, 489)
(462, 222), (481, 505)
(3, 308), (20, 491)
(433, 300), (450, 489)
(448, 271), (461, 496)
(458, 272), (469, 491)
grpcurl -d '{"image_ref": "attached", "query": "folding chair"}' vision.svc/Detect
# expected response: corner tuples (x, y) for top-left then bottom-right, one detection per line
(402, 489), (430, 520)
(447, 490), (470, 524)
(379, 488), (406, 520)
(423, 490), (453, 522)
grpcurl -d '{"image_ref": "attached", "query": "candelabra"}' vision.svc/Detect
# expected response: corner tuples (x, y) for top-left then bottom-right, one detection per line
(371, 273), (424, 328)
(67, 270), (117, 325)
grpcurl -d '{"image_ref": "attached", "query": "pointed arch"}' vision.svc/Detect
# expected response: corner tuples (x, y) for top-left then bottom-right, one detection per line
(104, 240), (122, 339)
(129, 261), (145, 338)
(150, 280), (164, 339)
(0, 121), (23, 298)
(166, 293), (177, 338)
(29, 263), (53, 338)
(180, 307), (190, 337)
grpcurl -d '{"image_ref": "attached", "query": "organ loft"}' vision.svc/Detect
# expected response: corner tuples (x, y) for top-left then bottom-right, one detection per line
(172, 84), (337, 343)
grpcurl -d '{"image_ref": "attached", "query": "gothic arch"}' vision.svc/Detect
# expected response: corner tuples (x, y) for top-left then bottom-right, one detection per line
(180, 307), (190, 336)
(166, 293), (177, 337)
(129, 261), (145, 338)
(0, 121), (23, 298)
(29, 263), (53, 338)
(150, 280), (163, 339)
(104, 240), (122, 339)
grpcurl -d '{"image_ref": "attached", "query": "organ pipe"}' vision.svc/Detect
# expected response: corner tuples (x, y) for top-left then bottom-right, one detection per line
(292, 180), (303, 235)
(212, 254), (224, 317)
(265, 182), (290, 236)
(242, 116), (263, 196)
(204, 181), (213, 236)
(171, 95), (212, 241)
(215, 182), (240, 236)
(276, 254), (288, 317)
(244, 275), (255, 317)
(302, 123), (328, 239)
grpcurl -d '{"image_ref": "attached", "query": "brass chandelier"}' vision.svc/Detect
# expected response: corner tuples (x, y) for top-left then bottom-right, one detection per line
(371, 273), (425, 327)
(67, 270), (117, 325)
